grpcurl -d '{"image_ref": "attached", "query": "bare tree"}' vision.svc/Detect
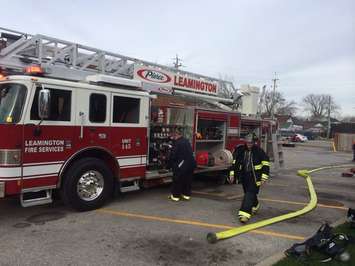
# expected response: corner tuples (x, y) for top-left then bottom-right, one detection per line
(276, 100), (298, 116)
(302, 94), (339, 119)
(217, 73), (237, 98)
(261, 89), (297, 117)
(217, 74), (243, 110)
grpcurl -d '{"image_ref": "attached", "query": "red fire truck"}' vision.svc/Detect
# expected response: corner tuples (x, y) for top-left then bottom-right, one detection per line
(0, 28), (246, 211)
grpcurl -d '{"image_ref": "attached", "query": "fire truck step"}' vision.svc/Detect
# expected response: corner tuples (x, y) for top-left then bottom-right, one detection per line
(20, 189), (53, 207)
(120, 181), (140, 193)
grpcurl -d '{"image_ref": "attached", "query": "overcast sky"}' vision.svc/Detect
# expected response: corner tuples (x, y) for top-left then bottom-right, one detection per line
(2, 0), (354, 116)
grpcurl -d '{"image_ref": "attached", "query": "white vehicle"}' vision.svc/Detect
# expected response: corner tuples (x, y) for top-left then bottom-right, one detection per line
(292, 134), (308, 142)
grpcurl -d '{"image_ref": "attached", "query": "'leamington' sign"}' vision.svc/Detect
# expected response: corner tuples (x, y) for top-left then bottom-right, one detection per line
(134, 65), (219, 95)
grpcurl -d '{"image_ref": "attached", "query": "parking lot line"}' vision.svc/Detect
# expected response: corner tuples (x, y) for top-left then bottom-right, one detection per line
(268, 183), (290, 187)
(97, 208), (305, 241)
(192, 190), (229, 197)
(193, 190), (347, 210)
(269, 183), (353, 196)
(259, 197), (348, 210)
(192, 190), (243, 200)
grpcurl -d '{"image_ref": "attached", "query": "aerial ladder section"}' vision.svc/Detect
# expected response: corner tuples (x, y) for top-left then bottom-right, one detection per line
(0, 27), (234, 95)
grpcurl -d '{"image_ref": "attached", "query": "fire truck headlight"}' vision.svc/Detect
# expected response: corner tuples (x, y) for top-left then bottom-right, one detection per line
(0, 149), (21, 166)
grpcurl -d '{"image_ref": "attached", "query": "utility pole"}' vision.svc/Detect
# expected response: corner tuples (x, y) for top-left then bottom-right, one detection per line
(327, 95), (331, 139)
(271, 72), (279, 119)
(172, 54), (183, 69)
(257, 85), (267, 118)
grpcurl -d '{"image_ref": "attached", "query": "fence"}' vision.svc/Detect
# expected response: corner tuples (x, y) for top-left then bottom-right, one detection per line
(334, 133), (355, 152)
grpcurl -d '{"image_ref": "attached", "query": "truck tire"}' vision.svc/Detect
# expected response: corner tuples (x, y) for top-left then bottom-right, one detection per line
(61, 158), (114, 211)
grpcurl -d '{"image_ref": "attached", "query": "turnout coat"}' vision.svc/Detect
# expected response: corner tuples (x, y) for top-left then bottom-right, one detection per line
(231, 144), (270, 186)
(169, 137), (196, 176)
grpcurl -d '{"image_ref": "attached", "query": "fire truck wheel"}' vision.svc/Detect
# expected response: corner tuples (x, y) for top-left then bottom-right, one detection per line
(61, 158), (114, 211)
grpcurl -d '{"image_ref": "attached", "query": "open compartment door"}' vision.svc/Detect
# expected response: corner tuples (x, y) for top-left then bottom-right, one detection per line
(195, 111), (232, 169)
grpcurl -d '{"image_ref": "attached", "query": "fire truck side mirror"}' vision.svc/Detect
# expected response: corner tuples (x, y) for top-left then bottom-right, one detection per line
(38, 88), (51, 120)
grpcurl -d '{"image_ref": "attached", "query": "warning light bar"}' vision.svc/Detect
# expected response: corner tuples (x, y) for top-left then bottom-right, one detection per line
(24, 65), (44, 75)
(0, 67), (7, 81)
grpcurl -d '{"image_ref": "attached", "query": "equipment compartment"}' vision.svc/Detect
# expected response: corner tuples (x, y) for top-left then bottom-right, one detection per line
(148, 105), (194, 171)
(195, 116), (227, 167)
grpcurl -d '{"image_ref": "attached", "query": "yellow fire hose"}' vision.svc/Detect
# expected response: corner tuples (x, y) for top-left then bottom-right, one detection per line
(207, 164), (354, 244)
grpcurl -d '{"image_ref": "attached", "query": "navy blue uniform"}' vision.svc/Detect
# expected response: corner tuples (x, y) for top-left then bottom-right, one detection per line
(169, 137), (196, 198)
(232, 144), (270, 219)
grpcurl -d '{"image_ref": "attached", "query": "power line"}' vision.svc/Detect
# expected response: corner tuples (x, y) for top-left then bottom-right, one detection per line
(271, 72), (279, 119)
(172, 54), (184, 69)
(327, 95), (331, 139)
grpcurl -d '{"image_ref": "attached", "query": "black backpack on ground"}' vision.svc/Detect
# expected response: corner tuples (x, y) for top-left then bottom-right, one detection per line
(285, 222), (354, 263)
(347, 208), (355, 228)
(285, 223), (333, 259)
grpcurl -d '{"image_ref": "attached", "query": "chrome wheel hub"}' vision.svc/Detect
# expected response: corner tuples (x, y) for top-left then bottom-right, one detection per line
(77, 170), (104, 201)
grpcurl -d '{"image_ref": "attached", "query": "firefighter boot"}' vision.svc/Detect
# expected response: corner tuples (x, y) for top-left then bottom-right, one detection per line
(181, 195), (191, 201)
(168, 195), (180, 202)
(238, 211), (251, 223)
(252, 203), (260, 214)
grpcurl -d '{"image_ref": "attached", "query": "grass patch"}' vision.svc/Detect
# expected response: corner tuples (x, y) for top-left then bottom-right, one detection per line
(273, 223), (355, 266)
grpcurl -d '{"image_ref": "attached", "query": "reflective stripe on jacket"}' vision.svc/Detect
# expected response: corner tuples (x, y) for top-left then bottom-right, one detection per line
(232, 144), (270, 186)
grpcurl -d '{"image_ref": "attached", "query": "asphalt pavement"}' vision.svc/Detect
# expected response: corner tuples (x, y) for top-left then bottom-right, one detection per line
(0, 142), (354, 266)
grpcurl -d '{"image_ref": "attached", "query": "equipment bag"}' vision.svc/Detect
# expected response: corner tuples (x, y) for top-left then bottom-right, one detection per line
(285, 223), (333, 258)
(285, 222), (355, 263)
(347, 208), (355, 228)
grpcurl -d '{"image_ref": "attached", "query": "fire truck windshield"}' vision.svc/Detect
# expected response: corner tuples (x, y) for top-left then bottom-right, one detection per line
(0, 83), (27, 124)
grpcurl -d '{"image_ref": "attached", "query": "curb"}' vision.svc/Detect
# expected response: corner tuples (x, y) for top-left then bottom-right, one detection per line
(254, 216), (348, 266)
(254, 251), (285, 266)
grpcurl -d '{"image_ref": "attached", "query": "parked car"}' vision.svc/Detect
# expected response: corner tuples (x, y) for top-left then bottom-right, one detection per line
(303, 132), (315, 140)
(280, 136), (296, 147)
(292, 134), (308, 142)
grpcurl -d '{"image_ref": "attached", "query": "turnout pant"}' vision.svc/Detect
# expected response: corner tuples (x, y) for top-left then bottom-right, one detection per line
(239, 171), (260, 217)
(171, 171), (193, 198)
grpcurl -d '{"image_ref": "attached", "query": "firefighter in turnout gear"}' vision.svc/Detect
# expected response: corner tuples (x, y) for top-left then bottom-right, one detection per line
(231, 134), (270, 223)
(168, 128), (197, 201)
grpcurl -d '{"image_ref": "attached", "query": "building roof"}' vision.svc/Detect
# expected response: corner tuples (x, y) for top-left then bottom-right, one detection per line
(275, 114), (291, 126)
(331, 122), (355, 134)
(280, 121), (292, 129)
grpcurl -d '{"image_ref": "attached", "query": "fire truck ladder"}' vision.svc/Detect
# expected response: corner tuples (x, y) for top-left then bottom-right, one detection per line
(0, 27), (235, 94)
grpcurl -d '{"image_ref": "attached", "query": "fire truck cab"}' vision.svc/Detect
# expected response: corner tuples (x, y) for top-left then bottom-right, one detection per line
(0, 74), (152, 210)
